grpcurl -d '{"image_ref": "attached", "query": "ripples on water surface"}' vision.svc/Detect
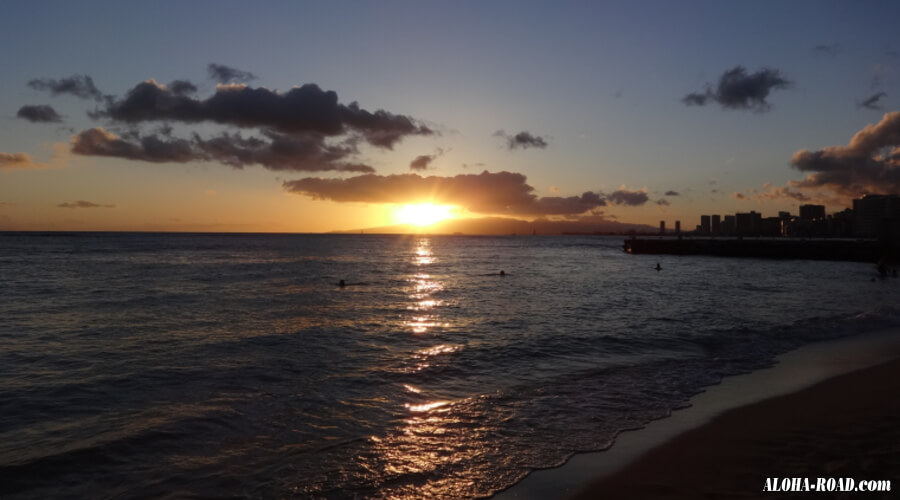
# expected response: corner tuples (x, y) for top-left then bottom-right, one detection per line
(2, 233), (900, 498)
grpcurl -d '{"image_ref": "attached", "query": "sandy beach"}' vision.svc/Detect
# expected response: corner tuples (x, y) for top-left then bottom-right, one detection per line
(571, 358), (900, 499)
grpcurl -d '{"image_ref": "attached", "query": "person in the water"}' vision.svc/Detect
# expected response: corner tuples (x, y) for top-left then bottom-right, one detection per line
(655, 263), (661, 271)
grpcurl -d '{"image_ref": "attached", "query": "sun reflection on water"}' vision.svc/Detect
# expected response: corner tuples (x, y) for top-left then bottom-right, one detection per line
(404, 239), (449, 335)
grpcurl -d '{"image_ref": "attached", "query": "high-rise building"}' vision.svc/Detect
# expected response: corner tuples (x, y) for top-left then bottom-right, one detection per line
(735, 211), (762, 236)
(799, 204), (826, 220)
(722, 215), (735, 235)
(659, 220), (666, 234)
(853, 195), (900, 238)
(700, 215), (711, 234)
(711, 214), (721, 235)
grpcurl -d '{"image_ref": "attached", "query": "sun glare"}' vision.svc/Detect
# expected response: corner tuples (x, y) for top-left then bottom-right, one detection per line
(395, 203), (456, 227)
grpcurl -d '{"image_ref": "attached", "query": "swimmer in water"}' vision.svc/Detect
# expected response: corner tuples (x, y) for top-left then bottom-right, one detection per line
(499, 270), (505, 276)
(338, 279), (346, 287)
(655, 263), (661, 271)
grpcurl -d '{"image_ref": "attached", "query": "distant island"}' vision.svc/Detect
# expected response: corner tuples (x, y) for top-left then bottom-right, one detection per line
(334, 216), (657, 236)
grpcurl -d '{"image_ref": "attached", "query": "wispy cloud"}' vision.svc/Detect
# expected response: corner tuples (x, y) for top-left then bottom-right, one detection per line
(27, 74), (105, 101)
(207, 63), (257, 84)
(57, 200), (115, 209)
(811, 43), (839, 57)
(493, 130), (549, 150)
(0, 152), (50, 171)
(857, 92), (888, 110)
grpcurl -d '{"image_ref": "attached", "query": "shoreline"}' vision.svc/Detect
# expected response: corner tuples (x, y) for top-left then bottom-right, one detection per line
(494, 327), (900, 499)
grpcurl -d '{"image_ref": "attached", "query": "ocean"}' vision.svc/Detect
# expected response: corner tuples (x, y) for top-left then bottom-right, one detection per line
(2, 232), (899, 499)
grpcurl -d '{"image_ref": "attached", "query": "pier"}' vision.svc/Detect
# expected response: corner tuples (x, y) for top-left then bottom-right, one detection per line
(622, 237), (886, 262)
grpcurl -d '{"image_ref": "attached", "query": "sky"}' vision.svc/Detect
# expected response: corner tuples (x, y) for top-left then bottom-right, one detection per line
(1, 0), (899, 233)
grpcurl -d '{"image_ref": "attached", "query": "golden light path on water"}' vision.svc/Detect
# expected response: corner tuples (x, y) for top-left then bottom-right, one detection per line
(361, 237), (494, 498)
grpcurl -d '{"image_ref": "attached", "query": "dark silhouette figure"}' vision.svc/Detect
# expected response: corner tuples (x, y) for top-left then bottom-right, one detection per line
(655, 263), (662, 271)
(499, 270), (506, 276)
(338, 279), (346, 288)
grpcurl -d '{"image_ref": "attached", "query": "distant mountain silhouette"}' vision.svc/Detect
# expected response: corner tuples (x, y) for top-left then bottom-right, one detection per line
(338, 216), (656, 235)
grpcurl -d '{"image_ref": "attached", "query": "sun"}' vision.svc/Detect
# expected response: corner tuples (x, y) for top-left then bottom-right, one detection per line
(394, 203), (457, 227)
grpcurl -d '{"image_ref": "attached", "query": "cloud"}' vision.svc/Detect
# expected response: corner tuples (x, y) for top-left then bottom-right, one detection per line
(657, 199), (671, 206)
(664, 190), (680, 196)
(283, 170), (610, 216)
(493, 130), (549, 150)
(409, 148), (446, 171)
(194, 131), (374, 172)
(71, 127), (375, 173)
(606, 187), (649, 206)
(0, 152), (50, 170)
(788, 111), (900, 197)
(168, 79), (198, 95)
(72, 128), (197, 163)
(733, 192), (747, 200)
(811, 44), (839, 57)
(95, 80), (432, 149)
(682, 66), (792, 112)
(27, 74), (105, 101)
(410, 154), (434, 171)
(858, 92), (887, 111)
(57, 200), (115, 209)
(207, 63), (257, 83)
(17, 105), (63, 123)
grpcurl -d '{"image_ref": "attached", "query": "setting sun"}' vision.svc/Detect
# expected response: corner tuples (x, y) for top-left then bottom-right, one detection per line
(394, 203), (457, 227)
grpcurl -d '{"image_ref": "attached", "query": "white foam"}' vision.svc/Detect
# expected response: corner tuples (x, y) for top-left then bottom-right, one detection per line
(493, 326), (900, 499)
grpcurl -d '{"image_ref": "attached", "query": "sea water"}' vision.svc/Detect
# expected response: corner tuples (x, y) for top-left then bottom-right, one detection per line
(2, 232), (899, 499)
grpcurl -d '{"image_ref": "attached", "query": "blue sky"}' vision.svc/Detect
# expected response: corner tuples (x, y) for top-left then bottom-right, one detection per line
(1, 0), (898, 231)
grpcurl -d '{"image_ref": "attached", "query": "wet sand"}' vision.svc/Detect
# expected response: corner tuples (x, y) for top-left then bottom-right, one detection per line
(570, 358), (900, 499)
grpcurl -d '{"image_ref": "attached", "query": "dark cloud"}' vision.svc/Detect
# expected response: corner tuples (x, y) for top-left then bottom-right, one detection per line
(27, 74), (105, 101)
(57, 200), (115, 209)
(95, 80), (432, 149)
(494, 130), (549, 150)
(656, 199), (671, 206)
(606, 188), (649, 206)
(168, 80), (198, 95)
(811, 44), (839, 57)
(682, 66), (792, 112)
(410, 155), (434, 171)
(194, 131), (374, 173)
(409, 148), (446, 171)
(207, 63), (257, 84)
(664, 190), (680, 196)
(789, 111), (900, 197)
(733, 192), (747, 200)
(72, 128), (196, 163)
(858, 92), (887, 110)
(71, 127), (374, 173)
(17, 105), (63, 123)
(283, 170), (608, 216)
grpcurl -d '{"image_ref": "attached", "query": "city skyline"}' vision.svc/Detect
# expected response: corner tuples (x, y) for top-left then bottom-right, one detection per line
(2, 0), (900, 232)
